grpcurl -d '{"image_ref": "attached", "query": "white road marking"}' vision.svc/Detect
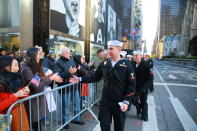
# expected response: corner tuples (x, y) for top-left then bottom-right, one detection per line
(155, 67), (197, 131)
(157, 63), (197, 78)
(142, 96), (158, 131)
(195, 99), (197, 102)
(154, 82), (197, 88)
(170, 97), (197, 131)
(163, 61), (197, 71)
(168, 74), (177, 79)
(93, 124), (101, 131)
(154, 68), (173, 97)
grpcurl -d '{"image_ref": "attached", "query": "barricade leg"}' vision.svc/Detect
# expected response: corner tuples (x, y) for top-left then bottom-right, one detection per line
(72, 89), (81, 121)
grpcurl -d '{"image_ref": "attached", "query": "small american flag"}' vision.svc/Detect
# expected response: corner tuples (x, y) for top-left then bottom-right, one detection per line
(29, 74), (40, 87)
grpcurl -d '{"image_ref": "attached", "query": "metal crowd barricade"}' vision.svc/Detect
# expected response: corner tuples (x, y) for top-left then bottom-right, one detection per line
(0, 80), (103, 131)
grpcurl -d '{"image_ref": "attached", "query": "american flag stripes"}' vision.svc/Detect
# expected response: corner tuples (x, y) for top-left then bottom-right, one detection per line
(30, 75), (40, 87)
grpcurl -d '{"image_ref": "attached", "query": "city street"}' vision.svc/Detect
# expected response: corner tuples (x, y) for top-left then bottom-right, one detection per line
(0, 0), (197, 131)
(65, 61), (197, 131)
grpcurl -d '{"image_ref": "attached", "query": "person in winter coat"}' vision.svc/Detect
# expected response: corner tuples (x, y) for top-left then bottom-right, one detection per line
(42, 51), (56, 72)
(132, 51), (154, 121)
(20, 47), (63, 131)
(54, 47), (85, 129)
(73, 54), (94, 77)
(144, 53), (154, 92)
(42, 51), (56, 89)
(0, 56), (30, 131)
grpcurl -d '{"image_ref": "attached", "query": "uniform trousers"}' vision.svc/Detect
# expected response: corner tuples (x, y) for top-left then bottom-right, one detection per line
(139, 90), (148, 117)
(98, 100), (126, 131)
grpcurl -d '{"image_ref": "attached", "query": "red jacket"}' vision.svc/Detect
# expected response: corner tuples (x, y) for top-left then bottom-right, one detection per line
(0, 92), (18, 114)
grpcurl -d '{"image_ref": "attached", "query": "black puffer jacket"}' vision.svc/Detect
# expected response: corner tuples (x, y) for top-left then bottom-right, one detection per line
(54, 56), (76, 86)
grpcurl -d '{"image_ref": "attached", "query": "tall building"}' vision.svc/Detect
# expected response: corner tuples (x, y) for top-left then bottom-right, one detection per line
(133, 0), (143, 50)
(114, 0), (132, 32)
(181, 0), (197, 56)
(159, 0), (187, 39)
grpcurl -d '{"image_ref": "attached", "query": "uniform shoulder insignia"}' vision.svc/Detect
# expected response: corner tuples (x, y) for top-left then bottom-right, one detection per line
(130, 73), (136, 80)
(119, 62), (127, 67)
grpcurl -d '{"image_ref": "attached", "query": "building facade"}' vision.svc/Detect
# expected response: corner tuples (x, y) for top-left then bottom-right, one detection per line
(181, 0), (197, 56)
(0, 0), (132, 61)
(159, 0), (187, 56)
(130, 0), (143, 50)
(160, 0), (187, 39)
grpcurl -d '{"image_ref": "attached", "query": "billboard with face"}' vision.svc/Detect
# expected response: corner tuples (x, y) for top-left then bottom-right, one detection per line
(107, 5), (116, 41)
(50, 0), (85, 38)
(90, 0), (106, 45)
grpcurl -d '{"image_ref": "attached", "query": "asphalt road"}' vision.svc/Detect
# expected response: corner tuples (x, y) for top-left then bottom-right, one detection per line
(63, 60), (197, 131)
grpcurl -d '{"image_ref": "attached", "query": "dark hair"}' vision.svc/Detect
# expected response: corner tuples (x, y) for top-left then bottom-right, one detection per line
(0, 56), (15, 73)
(96, 49), (104, 55)
(73, 54), (82, 66)
(0, 47), (6, 52)
(0, 48), (6, 56)
(0, 56), (20, 93)
(26, 47), (44, 77)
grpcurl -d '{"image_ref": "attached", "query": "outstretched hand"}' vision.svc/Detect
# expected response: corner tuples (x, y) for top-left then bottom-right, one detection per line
(121, 103), (128, 112)
(50, 73), (63, 83)
(69, 75), (79, 83)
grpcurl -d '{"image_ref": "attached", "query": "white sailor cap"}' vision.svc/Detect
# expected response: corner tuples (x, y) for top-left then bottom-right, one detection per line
(144, 53), (150, 56)
(127, 54), (133, 58)
(133, 50), (142, 55)
(107, 40), (123, 47)
(120, 51), (127, 57)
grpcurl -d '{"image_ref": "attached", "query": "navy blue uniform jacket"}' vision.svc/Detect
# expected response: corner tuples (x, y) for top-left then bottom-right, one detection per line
(81, 58), (136, 102)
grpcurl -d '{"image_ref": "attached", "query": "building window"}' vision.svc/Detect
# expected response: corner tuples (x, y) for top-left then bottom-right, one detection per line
(0, 33), (20, 53)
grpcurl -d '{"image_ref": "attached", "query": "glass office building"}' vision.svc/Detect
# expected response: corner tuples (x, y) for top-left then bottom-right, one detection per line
(160, 0), (187, 39)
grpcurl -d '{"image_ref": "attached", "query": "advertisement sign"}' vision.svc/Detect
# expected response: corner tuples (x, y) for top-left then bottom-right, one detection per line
(90, 0), (106, 44)
(50, 0), (85, 38)
(107, 5), (116, 41)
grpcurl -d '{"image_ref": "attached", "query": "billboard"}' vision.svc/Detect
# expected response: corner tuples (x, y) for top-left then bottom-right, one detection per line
(90, 0), (106, 44)
(50, 0), (85, 38)
(107, 5), (116, 41)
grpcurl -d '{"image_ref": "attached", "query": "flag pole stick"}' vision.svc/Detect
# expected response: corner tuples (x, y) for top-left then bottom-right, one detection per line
(27, 73), (38, 87)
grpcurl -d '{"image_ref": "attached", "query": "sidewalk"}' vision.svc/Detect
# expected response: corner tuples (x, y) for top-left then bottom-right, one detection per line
(63, 106), (99, 131)
(62, 105), (144, 131)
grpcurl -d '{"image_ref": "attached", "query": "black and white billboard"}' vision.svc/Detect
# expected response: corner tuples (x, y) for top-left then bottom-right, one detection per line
(107, 5), (116, 41)
(90, 0), (106, 44)
(50, 0), (85, 38)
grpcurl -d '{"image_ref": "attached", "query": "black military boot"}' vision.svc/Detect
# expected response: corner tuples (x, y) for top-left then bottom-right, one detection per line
(136, 104), (141, 117)
(141, 102), (148, 121)
(141, 115), (148, 121)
